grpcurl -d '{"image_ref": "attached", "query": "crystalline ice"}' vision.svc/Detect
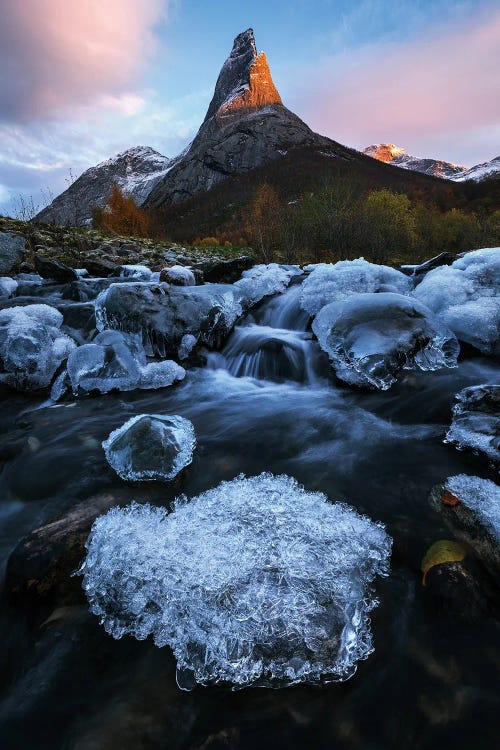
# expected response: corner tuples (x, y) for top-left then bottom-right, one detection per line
(162, 266), (196, 286)
(0, 277), (17, 298)
(102, 413), (196, 481)
(413, 248), (500, 354)
(178, 333), (197, 360)
(312, 292), (459, 390)
(80, 473), (392, 689)
(115, 264), (153, 281)
(235, 263), (301, 308)
(0, 304), (76, 390)
(445, 384), (499, 465)
(300, 258), (412, 316)
(60, 330), (185, 396)
(446, 474), (500, 543)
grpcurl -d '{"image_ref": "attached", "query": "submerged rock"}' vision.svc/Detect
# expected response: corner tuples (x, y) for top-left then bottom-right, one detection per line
(300, 258), (411, 316)
(0, 232), (26, 274)
(445, 384), (499, 466)
(311, 292), (459, 390)
(102, 414), (196, 482)
(80, 473), (391, 689)
(413, 247), (500, 355)
(429, 476), (500, 577)
(0, 304), (76, 390)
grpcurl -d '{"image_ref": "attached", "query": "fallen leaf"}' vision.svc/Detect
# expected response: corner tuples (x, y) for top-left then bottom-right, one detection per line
(421, 540), (467, 585)
(442, 490), (460, 507)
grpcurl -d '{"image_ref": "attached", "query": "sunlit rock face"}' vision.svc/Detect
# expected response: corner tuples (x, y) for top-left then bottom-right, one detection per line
(363, 143), (468, 179)
(80, 473), (392, 690)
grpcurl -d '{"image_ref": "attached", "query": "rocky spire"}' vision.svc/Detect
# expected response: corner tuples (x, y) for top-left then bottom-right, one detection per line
(203, 28), (282, 123)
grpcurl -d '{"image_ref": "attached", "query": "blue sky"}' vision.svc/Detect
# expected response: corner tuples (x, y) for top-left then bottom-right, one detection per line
(0, 0), (498, 216)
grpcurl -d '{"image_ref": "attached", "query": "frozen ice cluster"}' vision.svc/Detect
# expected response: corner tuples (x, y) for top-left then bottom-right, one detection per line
(0, 277), (17, 298)
(312, 292), (459, 390)
(300, 259), (411, 316)
(446, 384), (499, 465)
(413, 248), (500, 354)
(0, 304), (76, 390)
(80, 473), (392, 689)
(446, 474), (500, 543)
(103, 414), (196, 481)
(235, 263), (301, 308)
(52, 330), (185, 398)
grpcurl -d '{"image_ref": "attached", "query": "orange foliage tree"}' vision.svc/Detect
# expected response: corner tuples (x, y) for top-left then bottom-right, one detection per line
(92, 184), (152, 237)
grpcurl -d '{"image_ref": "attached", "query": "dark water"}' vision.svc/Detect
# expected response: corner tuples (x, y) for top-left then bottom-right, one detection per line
(0, 284), (499, 749)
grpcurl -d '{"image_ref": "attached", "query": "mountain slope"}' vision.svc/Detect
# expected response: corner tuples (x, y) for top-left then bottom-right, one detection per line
(364, 144), (467, 179)
(36, 146), (172, 226)
(453, 155), (500, 182)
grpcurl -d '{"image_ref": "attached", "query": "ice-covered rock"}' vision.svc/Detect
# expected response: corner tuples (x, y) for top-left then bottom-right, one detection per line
(235, 263), (301, 308)
(160, 266), (196, 286)
(300, 258), (411, 316)
(112, 264), (153, 281)
(102, 414), (196, 482)
(413, 248), (500, 355)
(430, 475), (500, 576)
(445, 384), (499, 466)
(95, 282), (244, 358)
(312, 292), (459, 390)
(55, 330), (185, 397)
(0, 277), (17, 298)
(80, 473), (391, 689)
(0, 304), (76, 390)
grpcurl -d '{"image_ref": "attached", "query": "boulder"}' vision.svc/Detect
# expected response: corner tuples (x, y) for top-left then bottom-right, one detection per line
(84, 258), (119, 277)
(160, 265), (197, 286)
(193, 256), (255, 284)
(0, 232), (26, 274)
(34, 255), (78, 283)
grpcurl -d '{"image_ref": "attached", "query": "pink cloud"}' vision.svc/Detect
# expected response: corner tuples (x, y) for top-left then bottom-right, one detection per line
(292, 10), (500, 164)
(0, 0), (167, 121)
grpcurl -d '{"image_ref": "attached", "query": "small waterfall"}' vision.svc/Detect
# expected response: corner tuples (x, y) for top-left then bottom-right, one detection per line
(209, 284), (327, 386)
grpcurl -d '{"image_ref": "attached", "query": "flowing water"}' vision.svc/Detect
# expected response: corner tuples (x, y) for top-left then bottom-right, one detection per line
(0, 284), (498, 749)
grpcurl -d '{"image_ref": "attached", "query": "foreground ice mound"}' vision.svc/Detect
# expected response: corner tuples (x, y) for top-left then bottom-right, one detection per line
(80, 473), (391, 689)
(103, 414), (196, 481)
(235, 263), (301, 308)
(300, 259), (411, 316)
(53, 330), (185, 398)
(312, 292), (459, 390)
(413, 248), (500, 354)
(446, 385), (499, 466)
(0, 304), (76, 390)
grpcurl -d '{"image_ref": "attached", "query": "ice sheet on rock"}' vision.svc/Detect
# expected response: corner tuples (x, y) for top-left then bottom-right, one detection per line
(445, 384), (499, 465)
(235, 263), (301, 308)
(312, 292), (459, 390)
(115, 265), (153, 281)
(102, 414), (196, 481)
(301, 259), (411, 316)
(162, 266), (196, 286)
(446, 475), (500, 543)
(60, 330), (185, 396)
(0, 277), (17, 298)
(178, 333), (197, 360)
(0, 304), (76, 390)
(80, 473), (391, 689)
(413, 248), (500, 354)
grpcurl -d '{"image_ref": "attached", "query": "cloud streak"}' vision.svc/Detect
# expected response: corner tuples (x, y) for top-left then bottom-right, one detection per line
(293, 9), (500, 165)
(0, 0), (167, 122)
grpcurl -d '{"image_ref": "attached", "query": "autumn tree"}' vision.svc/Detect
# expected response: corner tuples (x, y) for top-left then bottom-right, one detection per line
(92, 184), (151, 238)
(361, 189), (418, 262)
(244, 183), (283, 262)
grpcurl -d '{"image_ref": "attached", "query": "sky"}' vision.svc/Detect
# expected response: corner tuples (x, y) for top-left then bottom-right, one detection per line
(0, 0), (499, 217)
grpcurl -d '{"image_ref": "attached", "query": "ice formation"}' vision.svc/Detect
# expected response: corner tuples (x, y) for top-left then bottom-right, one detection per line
(413, 248), (500, 354)
(235, 263), (301, 308)
(162, 266), (196, 286)
(0, 304), (76, 390)
(102, 414), (196, 481)
(445, 384), (499, 465)
(312, 292), (459, 390)
(446, 475), (500, 543)
(0, 277), (17, 298)
(300, 258), (412, 316)
(115, 264), (153, 281)
(80, 473), (392, 689)
(55, 330), (185, 397)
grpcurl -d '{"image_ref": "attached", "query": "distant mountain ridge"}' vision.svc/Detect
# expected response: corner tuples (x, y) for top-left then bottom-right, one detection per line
(363, 144), (467, 179)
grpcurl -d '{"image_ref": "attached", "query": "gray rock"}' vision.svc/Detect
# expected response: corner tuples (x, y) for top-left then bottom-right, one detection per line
(35, 255), (78, 283)
(193, 256), (255, 284)
(84, 258), (118, 277)
(445, 384), (500, 466)
(0, 232), (26, 274)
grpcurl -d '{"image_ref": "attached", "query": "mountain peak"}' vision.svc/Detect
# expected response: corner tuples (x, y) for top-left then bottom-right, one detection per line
(203, 28), (282, 123)
(364, 144), (407, 162)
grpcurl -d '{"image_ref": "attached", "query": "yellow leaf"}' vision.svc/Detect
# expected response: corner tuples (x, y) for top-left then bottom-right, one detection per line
(421, 540), (467, 586)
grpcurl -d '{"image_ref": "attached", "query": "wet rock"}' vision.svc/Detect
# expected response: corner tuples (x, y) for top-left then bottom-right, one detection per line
(0, 232), (26, 274)
(3, 493), (119, 612)
(422, 559), (496, 621)
(193, 256), (255, 284)
(445, 384), (499, 467)
(35, 254), (78, 283)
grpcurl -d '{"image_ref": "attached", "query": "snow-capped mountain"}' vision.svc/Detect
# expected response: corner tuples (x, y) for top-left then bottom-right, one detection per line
(36, 146), (172, 225)
(363, 144), (468, 179)
(452, 155), (500, 182)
